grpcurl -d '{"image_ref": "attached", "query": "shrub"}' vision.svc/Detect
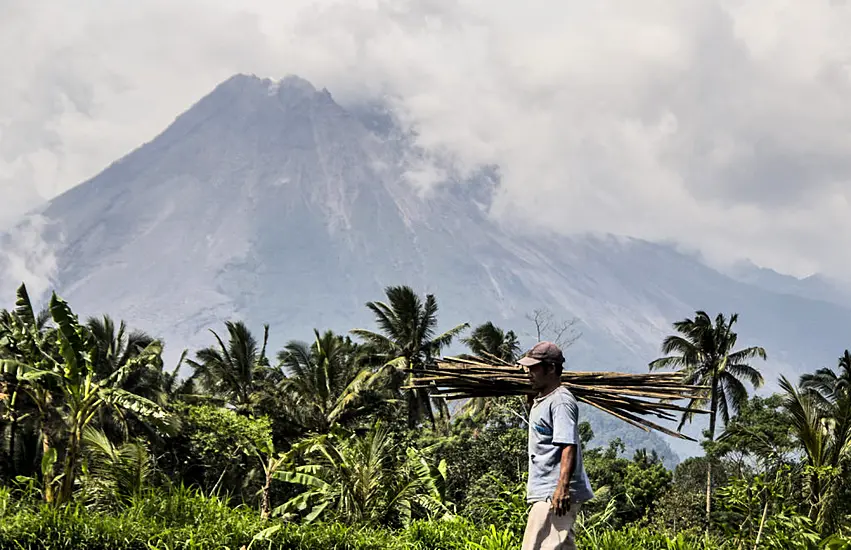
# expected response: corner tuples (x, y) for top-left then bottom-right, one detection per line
(404, 517), (480, 549)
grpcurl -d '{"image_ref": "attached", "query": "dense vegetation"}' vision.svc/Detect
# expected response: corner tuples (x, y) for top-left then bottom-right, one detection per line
(2, 282), (851, 549)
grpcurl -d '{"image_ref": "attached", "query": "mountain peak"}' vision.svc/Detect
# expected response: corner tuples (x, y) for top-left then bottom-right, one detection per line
(271, 75), (318, 96)
(212, 73), (329, 105)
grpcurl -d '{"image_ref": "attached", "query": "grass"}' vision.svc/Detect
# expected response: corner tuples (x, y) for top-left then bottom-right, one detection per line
(0, 485), (847, 550)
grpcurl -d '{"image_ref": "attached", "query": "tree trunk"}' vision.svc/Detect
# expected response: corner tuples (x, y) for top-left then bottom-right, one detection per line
(3, 381), (20, 475)
(261, 471), (272, 520)
(753, 492), (770, 550)
(41, 428), (55, 504)
(8, 412), (18, 476)
(58, 424), (82, 504)
(705, 378), (719, 532)
(808, 473), (821, 523)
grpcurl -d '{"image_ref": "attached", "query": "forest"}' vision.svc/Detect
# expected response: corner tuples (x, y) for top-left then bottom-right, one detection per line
(1, 282), (850, 549)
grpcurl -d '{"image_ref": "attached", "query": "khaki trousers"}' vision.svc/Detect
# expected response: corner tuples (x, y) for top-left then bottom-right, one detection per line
(521, 500), (581, 550)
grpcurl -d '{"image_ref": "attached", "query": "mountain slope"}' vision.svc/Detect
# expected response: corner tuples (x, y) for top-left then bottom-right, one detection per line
(6, 73), (851, 463)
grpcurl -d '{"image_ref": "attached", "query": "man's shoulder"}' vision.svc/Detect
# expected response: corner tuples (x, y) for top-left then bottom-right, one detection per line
(551, 386), (577, 405)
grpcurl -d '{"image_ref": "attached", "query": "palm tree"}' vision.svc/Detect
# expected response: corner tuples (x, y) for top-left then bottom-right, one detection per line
(86, 315), (169, 440)
(800, 350), (851, 409)
(351, 286), (468, 429)
(275, 421), (450, 526)
(459, 322), (522, 423)
(785, 350), (851, 531)
(277, 329), (394, 434)
(80, 426), (152, 507)
(186, 321), (274, 413)
(86, 316), (156, 381)
(650, 311), (766, 529)
(162, 349), (197, 401)
(462, 322), (521, 363)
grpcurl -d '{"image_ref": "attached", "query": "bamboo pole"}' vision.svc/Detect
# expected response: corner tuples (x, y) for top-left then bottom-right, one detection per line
(399, 355), (708, 440)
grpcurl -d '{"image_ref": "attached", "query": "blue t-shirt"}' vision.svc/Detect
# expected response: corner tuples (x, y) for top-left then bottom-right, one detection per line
(526, 386), (594, 503)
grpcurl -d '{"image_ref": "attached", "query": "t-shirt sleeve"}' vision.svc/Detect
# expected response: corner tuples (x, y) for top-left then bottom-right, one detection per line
(551, 397), (579, 446)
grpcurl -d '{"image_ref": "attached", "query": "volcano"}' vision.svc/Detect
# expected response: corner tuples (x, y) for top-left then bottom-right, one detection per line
(6, 73), (851, 462)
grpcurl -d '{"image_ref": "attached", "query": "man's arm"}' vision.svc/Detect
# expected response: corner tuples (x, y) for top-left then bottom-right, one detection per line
(551, 443), (576, 516)
(550, 398), (580, 516)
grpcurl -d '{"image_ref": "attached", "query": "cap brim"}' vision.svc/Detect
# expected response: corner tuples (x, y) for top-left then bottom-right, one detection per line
(517, 356), (542, 367)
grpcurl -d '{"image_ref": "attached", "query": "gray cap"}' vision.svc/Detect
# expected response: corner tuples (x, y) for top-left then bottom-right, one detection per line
(517, 341), (565, 367)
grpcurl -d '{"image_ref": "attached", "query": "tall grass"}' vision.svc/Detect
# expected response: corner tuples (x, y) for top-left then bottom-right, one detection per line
(1, 486), (847, 550)
(0, 485), (470, 550)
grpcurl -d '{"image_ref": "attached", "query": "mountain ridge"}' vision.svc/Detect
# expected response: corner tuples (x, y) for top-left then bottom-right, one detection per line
(4, 73), (851, 464)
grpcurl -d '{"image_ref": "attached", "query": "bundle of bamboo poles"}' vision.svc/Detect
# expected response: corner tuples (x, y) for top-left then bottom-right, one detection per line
(405, 356), (708, 441)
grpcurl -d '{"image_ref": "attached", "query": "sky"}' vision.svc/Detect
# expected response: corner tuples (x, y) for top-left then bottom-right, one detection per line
(3, 0), (851, 288)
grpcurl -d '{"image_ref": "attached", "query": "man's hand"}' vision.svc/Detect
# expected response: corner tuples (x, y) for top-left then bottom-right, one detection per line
(550, 484), (571, 516)
(552, 443), (576, 517)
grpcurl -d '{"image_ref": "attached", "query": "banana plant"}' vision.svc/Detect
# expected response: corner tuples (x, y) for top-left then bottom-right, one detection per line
(46, 292), (173, 504)
(2, 284), (173, 505)
(0, 284), (61, 500)
(252, 437), (308, 520)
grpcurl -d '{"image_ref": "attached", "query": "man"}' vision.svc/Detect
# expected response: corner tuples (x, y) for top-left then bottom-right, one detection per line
(518, 341), (594, 550)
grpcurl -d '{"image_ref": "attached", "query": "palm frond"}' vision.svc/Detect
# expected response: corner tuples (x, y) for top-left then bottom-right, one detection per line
(428, 323), (470, 354)
(779, 375), (829, 468)
(721, 374), (750, 417)
(725, 363), (764, 389)
(726, 346), (767, 366)
(349, 329), (398, 352)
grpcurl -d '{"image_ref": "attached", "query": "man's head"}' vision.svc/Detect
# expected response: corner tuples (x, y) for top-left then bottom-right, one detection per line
(517, 341), (565, 392)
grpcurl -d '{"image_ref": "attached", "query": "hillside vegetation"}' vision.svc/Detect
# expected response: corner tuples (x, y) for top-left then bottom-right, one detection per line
(1, 282), (850, 548)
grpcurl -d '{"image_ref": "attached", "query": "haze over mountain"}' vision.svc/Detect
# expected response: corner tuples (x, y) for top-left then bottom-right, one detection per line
(3, 73), (851, 462)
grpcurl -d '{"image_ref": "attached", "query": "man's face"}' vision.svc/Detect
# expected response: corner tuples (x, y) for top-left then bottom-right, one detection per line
(527, 362), (554, 391)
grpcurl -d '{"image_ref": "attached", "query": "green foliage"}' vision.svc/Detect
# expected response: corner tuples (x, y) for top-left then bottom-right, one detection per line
(185, 321), (275, 414)
(7, 285), (851, 546)
(160, 403), (272, 497)
(461, 322), (521, 363)
(277, 329), (396, 434)
(463, 473), (529, 533)
(578, 524), (718, 550)
(183, 404), (272, 458)
(404, 517), (479, 550)
(0, 487), (473, 550)
(79, 426), (152, 509)
(275, 421), (450, 527)
(822, 534), (851, 550)
(583, 438), (673, 526)
(651, 483), (706, 533)
(2, 479), (851, 549)
(0, 286), (172, 504)
(650, 457), (729, 532)
(465, 524), (520, 550)
(716, 469), (822, 549)
(351, 285), (469, 428)
(650, 310), (767, 528)
(457, 322), (522, 423)
(650, 310), (767, 432)
(784, 350), (851, 534)
(415, 422), (527, 510)
(715, 393), (795, 471)
(781, 373), (851, 533)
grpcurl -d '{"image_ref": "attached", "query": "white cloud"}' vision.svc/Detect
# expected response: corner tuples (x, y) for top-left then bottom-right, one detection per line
(3, 0), (851, 285)
(0, 214), (58, 303)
